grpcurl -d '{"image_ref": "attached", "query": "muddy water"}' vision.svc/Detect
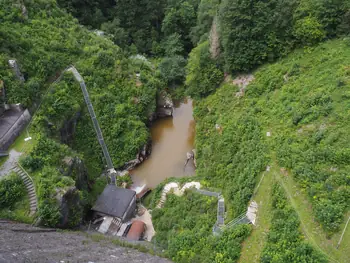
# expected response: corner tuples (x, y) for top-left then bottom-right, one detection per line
(131, 98), (195, 188)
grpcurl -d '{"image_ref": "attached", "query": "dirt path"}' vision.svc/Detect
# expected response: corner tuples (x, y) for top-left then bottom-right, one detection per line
(239, 158), (350, 263)
(0, 149), (22, 177)
(274, 166), (349, 263)
(239, 168), (274, 263)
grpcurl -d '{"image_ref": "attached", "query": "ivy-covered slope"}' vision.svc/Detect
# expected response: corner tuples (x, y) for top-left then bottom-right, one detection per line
(0, 0), (163, 226)
(195, 39), (350, 237)
(0, 0), (162, 171)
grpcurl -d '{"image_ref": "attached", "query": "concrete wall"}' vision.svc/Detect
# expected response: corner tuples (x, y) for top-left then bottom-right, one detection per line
(0, 108), (31, 150)
(123, 195), (137, 222)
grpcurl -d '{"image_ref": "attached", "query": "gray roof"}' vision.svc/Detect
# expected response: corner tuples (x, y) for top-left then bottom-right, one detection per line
(92, 185), (136, 218)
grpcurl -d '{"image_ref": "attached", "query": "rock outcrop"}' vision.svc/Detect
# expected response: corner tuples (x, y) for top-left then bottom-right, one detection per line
(52, 156), (90, 228)
(123, 142), (152, 170)
(60, 112), (81, 144)
(151, 90), (173, 120)
(58, 186), (83, 228)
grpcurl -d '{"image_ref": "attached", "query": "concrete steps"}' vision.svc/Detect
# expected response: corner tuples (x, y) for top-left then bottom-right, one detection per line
(156, 182), (201, 208)
(12, 163), (37, 216)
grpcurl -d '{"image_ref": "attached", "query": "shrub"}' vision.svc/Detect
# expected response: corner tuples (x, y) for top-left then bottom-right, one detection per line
(294, 16), (326, 46)
(159, 56), (187, 86)
(186, 41), (223, 98)
(0, 174), (26, 209)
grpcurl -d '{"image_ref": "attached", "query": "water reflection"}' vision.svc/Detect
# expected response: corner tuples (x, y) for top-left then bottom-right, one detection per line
(131, 99), (195, 188)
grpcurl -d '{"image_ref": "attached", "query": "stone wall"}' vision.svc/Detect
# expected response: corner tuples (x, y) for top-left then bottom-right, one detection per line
(0, 108), (31, 150)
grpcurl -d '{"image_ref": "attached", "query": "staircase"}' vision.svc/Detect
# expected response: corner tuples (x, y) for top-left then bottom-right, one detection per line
(217, 196), (225, 226)
(12, 163), (37, 215)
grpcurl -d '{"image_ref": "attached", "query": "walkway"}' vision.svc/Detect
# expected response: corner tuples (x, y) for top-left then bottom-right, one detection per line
(11, 163), (37, 215)
(0, 149), (22, 177)
(274, 164), (348, 263)
(156, 182), (201, 208)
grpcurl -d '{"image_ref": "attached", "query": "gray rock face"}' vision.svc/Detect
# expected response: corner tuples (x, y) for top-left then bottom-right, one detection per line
(60, 112), (81, 144)
(123, 142), (152, 170)
(0, 106), (31, 151)
(156, 91), (174, 119)
(53, 156), (90, 228)
(58, 187), (83, 228)
(0, 221), (172, 263)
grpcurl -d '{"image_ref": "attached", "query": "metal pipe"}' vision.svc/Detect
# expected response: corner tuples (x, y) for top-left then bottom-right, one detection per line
(67, 67), (116, 184)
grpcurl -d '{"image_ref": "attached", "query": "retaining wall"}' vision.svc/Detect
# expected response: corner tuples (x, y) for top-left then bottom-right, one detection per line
(0, 108), (31, 150)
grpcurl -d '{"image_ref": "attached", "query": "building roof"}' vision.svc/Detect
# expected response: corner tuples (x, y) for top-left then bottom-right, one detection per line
(92, 185), (136, 218)
(127, 220), (146, 241)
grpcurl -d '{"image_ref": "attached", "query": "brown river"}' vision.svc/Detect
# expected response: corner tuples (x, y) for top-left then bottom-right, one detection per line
(131, 98), (196, 188)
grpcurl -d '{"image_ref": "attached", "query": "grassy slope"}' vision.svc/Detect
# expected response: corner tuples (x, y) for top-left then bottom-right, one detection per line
(239, 169), (274, 263)
(275, 162), (350, 263)
(195, 38), (350, 262)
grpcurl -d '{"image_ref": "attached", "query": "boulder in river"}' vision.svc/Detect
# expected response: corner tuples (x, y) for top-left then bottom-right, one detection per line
(154, 90), (174, 119)
(123, 141), (152, 170)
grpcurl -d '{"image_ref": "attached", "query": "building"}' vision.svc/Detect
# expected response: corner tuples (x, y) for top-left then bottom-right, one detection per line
(126, 220), (146, 241)
(92, 185), (136, 223)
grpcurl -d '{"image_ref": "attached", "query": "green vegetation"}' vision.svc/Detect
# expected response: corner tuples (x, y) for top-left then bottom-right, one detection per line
(257, 40), (350, 235)
(194, 88), (268, 219)
(1, 0), (350, 262)
(239, 170), (274, 263)
(0, 0), (164, 227)
(187, 0), (350, 98)
(189, 39), (350, 262)
(275, 161), (350, 263)
(57, 0), (199, 55)
(152, 190), (251, 263)
(219, 0), (350, 72)
(185, 41), (223, 98)
(0, 173), (26, 209)
(0, 173), (32, 223)
(261, 183), (327, 262)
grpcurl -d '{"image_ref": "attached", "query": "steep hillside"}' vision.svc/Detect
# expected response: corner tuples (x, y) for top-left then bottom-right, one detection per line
(193, 39), (350, 262)
(0, 0), (163, 226)
(1, 0), (350, 262)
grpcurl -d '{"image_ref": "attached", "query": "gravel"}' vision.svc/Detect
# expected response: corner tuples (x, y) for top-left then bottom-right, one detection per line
(0, 221), (171, 263)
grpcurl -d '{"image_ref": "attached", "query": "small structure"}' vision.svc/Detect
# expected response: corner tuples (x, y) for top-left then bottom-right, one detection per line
(246, 201), (258, 226)
(8, 60), (25, 82)
(0, 61), (31, 150)
(126, 220), (146, 241)
(0, 105), (31, 150)
(92, 185), (136, 223)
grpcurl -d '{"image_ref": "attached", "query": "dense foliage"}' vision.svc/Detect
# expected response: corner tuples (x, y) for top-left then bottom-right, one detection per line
(1, 0), (350, 260)
(0, 174), (26, 209)
(58, 0), (200, 55)
(152, 190), (251, 263)
(194, 85), (268, 218)
(1, 1), (162, 172)
(184, 0), (350, 99)
(185, 41), (223, 98)
(261, 184), (327, 262)
(0, 0), (164, 227)
(195, 39), (350, 237)
(219, 0), (350, 72)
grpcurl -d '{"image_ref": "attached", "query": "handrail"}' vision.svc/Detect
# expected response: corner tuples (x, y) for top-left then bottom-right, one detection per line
(16, 161), (35, 187)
